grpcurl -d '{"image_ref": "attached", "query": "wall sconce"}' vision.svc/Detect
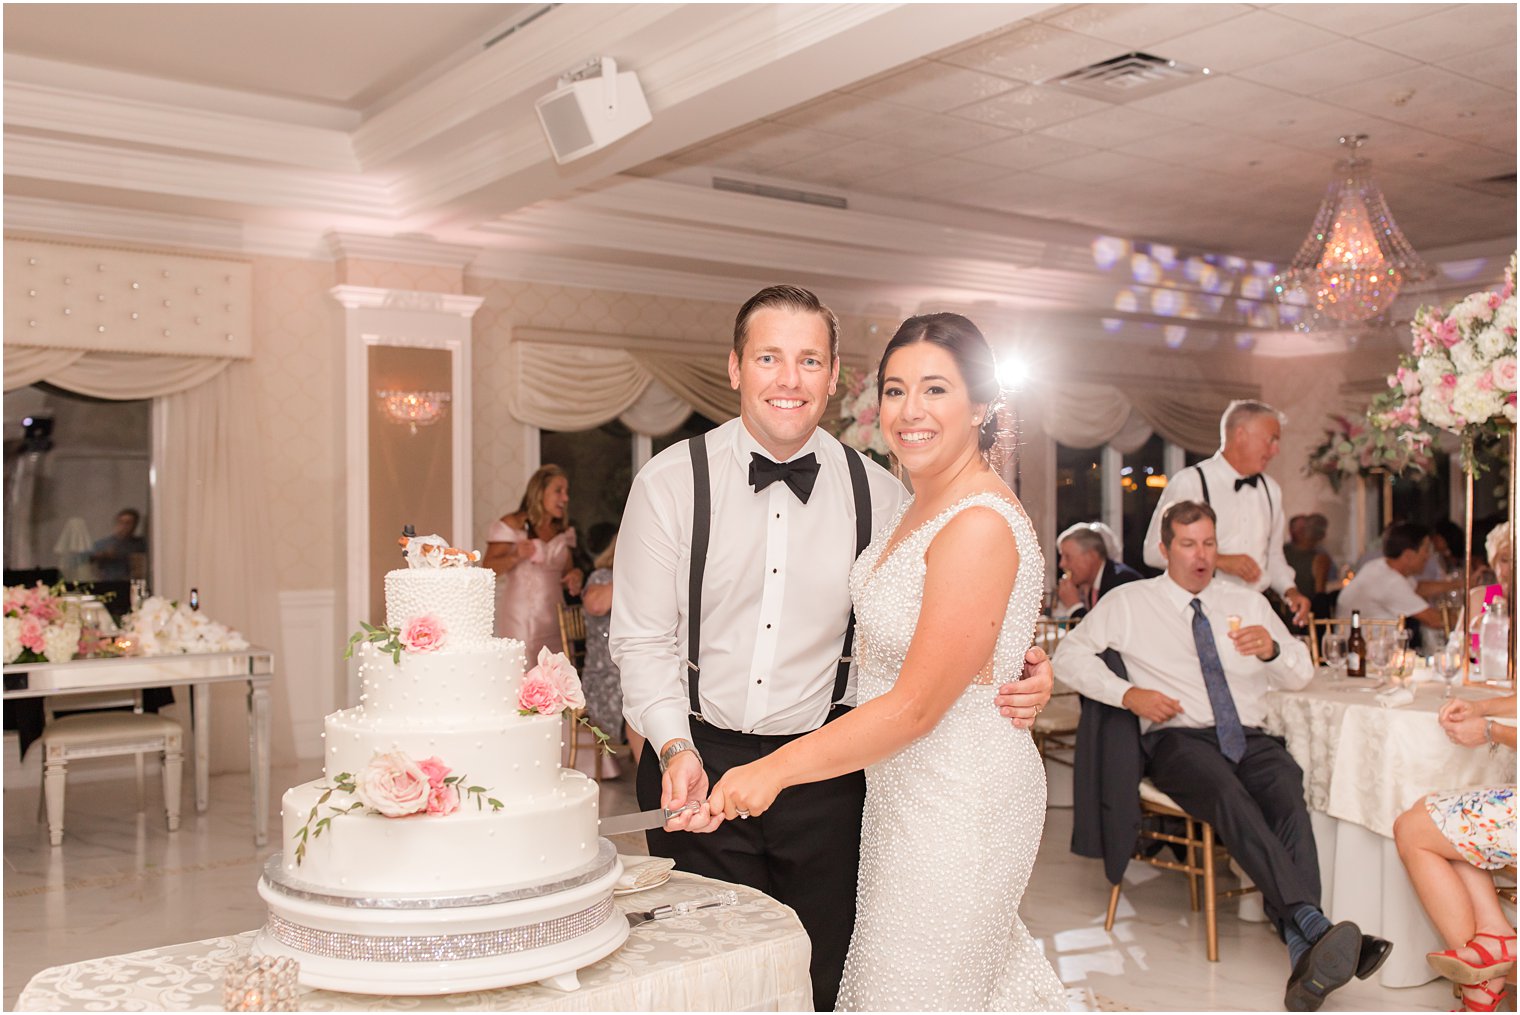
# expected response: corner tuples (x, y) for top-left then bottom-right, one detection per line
(375, 390), (451, 435)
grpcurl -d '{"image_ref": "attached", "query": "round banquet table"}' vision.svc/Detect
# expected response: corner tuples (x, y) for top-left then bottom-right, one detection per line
(1261, 674), (1515, 989)
(16, 871), (812, 1012)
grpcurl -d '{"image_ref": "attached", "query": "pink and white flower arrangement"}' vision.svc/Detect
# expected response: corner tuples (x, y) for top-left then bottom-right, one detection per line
(1304, 413), (1434, 492)
(120, 595), (249, 656)
(825, 363), (891, 465)
(356, 750), (432, 817)
(1372, 253), (1517, 473)
(400, 615), (446, 653)
(416, 755), (460, 816)
(3, 582), (81, 664)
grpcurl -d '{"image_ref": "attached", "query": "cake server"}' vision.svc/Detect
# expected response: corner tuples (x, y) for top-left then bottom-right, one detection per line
(599, 801), (704, 836)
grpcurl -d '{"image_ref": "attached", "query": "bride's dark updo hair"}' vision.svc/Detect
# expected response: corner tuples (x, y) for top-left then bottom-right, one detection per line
(876, 312), (1005, 455)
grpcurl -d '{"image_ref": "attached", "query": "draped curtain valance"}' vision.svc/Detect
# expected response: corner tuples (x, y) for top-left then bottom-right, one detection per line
(508, 336), (738, 435)
(1029, 380), (1256, 455)
(5, 345), (231, 398)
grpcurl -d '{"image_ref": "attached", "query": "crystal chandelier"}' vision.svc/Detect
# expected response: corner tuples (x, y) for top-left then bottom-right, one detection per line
(1273, 134), (1430, 331)
(375, 390), (451, 435)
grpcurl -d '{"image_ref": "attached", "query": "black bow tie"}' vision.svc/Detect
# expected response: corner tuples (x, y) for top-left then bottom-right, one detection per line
(1235, 474), (1262, 491)
(749, 452), (820, 504)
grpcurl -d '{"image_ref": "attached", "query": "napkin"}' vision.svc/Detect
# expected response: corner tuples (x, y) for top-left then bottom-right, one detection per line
(1375, 686), (1415, 709)
(616, 854), (674, 891)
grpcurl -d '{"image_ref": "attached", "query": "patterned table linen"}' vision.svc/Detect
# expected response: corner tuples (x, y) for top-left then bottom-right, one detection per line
(16, 872), (811, 1012)
(1262, 675), (1513, 838)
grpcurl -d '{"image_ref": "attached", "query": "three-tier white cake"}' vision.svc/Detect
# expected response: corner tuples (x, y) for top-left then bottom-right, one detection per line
(253, 545), (626, 994)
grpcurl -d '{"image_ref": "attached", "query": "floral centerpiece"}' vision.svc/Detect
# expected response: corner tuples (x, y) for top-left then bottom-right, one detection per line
(1305, 413), (1434, 492)
(1371, 253), (1517, 474)
(3, 582), (81, 664)
(119, 595), (249, 656)
(825, 363), (890, 467)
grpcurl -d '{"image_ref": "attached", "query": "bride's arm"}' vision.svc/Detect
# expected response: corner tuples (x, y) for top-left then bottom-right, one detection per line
(706, 506), (1019, 823)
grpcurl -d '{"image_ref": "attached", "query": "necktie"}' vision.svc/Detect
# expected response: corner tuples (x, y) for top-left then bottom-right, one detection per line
(1234, 474), (1261, 491)
(749, 452), (820, 504)
(1189, 598), (1247, 763)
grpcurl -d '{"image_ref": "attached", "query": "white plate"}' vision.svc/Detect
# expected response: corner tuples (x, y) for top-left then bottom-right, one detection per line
(613, 872), (671, 896)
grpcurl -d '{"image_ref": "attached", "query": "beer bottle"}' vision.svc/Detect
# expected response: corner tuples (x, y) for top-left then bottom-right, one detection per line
(1346, 610), (1367, 678)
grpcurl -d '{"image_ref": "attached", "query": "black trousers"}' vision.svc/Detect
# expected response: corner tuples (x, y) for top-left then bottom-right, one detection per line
(638, 714), (864, 1013)
(1142, 727), (1321, 941)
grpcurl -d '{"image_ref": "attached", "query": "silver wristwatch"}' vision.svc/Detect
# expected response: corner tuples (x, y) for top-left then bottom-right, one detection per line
(659, 738), (700, 772)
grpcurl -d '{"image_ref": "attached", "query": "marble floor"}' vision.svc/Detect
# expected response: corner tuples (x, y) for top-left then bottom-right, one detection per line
(3, 754), (1459, 1012)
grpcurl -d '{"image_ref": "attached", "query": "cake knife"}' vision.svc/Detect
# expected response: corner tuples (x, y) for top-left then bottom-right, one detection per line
(600, 800), (705, 836)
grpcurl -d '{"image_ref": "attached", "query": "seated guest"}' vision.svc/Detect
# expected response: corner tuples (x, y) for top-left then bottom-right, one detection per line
(1285, 513), (1336, 596)
(1466, 523), (1513, 656)
(1336, 522), (1447, 632)
(1051, 521), (1143, 619)
(1393, 694), (1515, 1013)
(1056, 500), (1389, 1011)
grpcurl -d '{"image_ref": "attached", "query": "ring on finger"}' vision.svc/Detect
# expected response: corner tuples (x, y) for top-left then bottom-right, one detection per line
(737, 809), (751, 819)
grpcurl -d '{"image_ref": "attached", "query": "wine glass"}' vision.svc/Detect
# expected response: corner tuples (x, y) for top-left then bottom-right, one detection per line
(1433, 644), (1463, 698)
(1321, 633), (1347, 681)
(1366, 630), (1395, 682)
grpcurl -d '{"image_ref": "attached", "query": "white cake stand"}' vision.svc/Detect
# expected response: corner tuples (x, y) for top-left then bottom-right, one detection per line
(253, 840), (629, 994)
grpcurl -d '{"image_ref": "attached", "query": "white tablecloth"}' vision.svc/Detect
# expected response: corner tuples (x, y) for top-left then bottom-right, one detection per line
(1263, 675), (1514, 988)
(16, 872), (812, 1012)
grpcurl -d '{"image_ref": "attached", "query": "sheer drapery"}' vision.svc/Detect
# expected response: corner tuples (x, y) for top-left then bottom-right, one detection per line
(4, 348), (291, 772)
(508, 339), (737, 435)
(1030, 382), (1245, 454)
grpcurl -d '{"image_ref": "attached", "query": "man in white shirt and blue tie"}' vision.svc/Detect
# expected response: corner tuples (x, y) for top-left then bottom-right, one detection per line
(1143, 400), (1312, 626)
(1055, 500), (1391, 1011)
(611, 284), (1055, 1011)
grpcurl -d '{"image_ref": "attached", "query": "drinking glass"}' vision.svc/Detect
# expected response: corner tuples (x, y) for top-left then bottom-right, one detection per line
(1321, 633), (1347, 680)
(1433, 643), (1463, 698)
(1366, 630), (1395, 680)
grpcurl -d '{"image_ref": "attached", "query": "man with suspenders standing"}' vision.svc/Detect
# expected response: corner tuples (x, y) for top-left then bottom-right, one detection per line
(1142, 400), (1312, 627)
(612, 285), (1055, 1011)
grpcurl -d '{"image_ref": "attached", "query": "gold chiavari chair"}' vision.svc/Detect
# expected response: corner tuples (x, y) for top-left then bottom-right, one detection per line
(555, 602), (601, 778)
(1031, 617), (1081, 765)
(1306, 613), (1405, 667)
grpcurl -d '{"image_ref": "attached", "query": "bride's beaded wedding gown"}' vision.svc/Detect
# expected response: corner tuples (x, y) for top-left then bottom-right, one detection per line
(836, 493), (1067, 1012)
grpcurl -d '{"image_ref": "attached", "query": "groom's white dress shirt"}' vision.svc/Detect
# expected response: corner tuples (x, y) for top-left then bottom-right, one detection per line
(1052, 574), (1313, 734)
(612, 417), (906, 752)
(1142, 452), (1296, 596)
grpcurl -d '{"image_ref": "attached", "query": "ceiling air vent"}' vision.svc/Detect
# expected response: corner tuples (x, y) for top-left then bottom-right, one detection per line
(713, 177), (848, 210)
(1044, 52), (1209, 103)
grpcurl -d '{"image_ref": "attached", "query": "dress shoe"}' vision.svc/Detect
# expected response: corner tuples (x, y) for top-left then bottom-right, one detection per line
(1356, 934), (1392, 980)
(1285, 920), (1362, 1012)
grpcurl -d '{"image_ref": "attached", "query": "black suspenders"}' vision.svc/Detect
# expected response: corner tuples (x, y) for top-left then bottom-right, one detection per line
(684, 432), (871, 724)
(1191, 463), (1274, 559)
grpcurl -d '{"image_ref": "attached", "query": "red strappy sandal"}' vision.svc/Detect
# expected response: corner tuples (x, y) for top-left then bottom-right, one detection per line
(1452, 979), (1506, 1012)
(1429, 933), (1518, 986)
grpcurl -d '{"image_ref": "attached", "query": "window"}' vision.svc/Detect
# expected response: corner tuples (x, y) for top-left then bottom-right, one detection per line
(539, 412), (718, 556)
(1054, 435), (1202, 575)
(1120, 435), (1167, 573)
(1054, 443), (1103, 538)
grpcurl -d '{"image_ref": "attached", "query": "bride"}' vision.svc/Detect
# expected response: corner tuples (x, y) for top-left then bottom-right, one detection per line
(707, 313), (1066, 1011)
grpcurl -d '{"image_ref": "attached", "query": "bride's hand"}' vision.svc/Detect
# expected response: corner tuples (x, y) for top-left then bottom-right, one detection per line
(708, 761), (782, 821)
(995, 646), (1054, 729)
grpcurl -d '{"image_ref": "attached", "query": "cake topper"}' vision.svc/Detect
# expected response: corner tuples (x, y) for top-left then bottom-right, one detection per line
(396, 529), (481, 569)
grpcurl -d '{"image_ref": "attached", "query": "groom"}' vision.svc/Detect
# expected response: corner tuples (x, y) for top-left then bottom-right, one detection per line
(611, 284), (1054, 1011)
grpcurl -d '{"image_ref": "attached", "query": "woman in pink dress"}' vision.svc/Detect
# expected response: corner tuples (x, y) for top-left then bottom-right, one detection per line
(483, 465), (584, 656)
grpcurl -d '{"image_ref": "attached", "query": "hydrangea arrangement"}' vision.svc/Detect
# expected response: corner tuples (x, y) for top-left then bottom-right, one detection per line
(1305, 413), (1434, 492)
(3, 583), (81, 664)
(120, 595), (249, 655)
(1371, 253), (1517, 474)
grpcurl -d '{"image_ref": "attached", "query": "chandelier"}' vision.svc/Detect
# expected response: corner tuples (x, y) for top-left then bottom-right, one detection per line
(375, 390), (451, 435)
(1273, 134), (1430, 331)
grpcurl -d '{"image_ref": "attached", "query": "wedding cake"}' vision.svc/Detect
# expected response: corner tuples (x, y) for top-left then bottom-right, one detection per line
(253, 535), (626, 994)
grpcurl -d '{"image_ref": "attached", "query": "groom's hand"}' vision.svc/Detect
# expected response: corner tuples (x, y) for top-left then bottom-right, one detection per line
(994, 646), (1054, 729)
(660, 748), (717, 833)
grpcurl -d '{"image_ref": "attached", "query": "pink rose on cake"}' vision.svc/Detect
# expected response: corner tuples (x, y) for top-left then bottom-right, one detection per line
(357, 750), (430, 817)
(416, 755), (460, 816)
(400, 615), (446, 653)
(518, 671), (564, 715)
(532, 647), (586, 710)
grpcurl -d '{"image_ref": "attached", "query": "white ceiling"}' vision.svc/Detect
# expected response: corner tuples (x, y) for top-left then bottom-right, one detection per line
(3, 3), (1515, 354)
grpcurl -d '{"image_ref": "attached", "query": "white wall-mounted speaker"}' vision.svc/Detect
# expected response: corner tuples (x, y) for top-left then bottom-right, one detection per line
(534, 57), (652, 164)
